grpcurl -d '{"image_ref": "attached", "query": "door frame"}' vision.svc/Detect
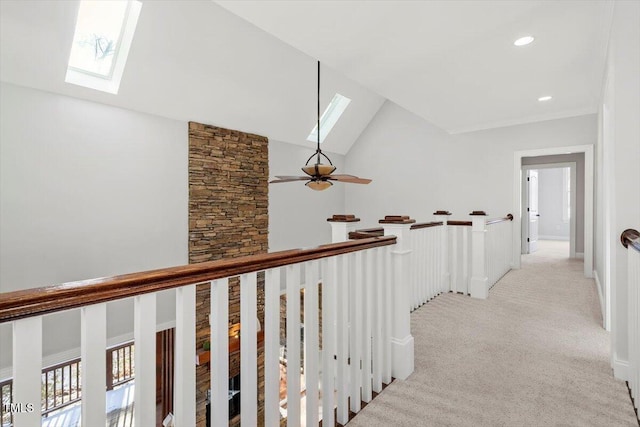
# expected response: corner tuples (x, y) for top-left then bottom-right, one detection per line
(521, 162), (577, 258)
(512, 144), (593, 278)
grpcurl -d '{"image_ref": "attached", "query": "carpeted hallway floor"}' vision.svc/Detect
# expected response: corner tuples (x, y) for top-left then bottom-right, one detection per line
(348, 240), (638, 426)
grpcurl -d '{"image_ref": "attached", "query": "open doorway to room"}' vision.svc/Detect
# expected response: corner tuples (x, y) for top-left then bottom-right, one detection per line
(521, 162), (577, 259)
(513, 146), (593, 279)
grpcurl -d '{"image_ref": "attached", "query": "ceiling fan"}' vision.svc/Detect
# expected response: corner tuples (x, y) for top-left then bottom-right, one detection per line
(269, 61), (372, 191)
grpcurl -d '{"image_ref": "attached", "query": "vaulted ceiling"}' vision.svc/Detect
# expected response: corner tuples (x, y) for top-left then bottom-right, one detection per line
(1, 0), (612, 153)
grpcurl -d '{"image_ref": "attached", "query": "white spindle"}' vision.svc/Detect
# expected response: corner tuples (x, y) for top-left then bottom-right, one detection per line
(451, 226), (458, 293)
(362, 250), (373, 403)
(336, 255), (350, 424)
(12, 317), (42, 427)
(264, 268), (281, 427)
(462, 226), (469, 295)
(286, 263), (302, 427)
(304, 261), (320, 426)
(241, 272), (258, 426)
(628, 245), (640, 408)
(372, 247), (383, 393)
(383, 245), (392, 384)
(350, 252), (363, 412)
(174, 285), (196, 427)
(81, 304), (107, 427)
(211, 278), (229, 426)
(321, 257), (336, 427)
(134, 293), (156, 427)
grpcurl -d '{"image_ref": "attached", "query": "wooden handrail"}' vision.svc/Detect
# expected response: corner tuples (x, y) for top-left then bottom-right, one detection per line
(447, 220), (472, 226)
(486, 214), (514, 226)
(621, 229), (640, 252)
(0, 236), (397, 323)
(410, 221), (444, 230)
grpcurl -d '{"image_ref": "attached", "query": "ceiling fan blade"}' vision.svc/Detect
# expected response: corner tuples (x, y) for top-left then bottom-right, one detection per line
(270, 177), (309, 183)
(275, 175), (309, 180)
(328, 175), (372, 184)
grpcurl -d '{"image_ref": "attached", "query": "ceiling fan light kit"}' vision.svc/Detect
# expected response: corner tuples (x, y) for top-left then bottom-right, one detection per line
(270, 60), (371, 191)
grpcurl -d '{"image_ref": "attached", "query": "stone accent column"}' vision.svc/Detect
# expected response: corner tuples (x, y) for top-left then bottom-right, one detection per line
(433, 211), (452, 293)
(327, 214), (361, 243)
(469, 211), (489, 299)
(379, 215), (415, 380)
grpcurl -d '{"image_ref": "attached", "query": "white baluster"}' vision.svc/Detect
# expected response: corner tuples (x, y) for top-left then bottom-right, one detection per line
(304, 261), (320, 426)
(373, 247), (383, 393)
(336, 254), (350, 424)
(350, 251), (362, 413)
(321, 257), (336, 427)
(241, 272), (258, 426)
(210, 278), (229, 426)
(451, 226), (458, 293)
(175, 285), (196, 427)
(462, 226), (469, 295)
(134, 293), (156, 427)
(286, 263), (301, 427)
(264, 268), (281, 427)
(12, 317), (42, 427)
(382, 245), (393, 384)
(362, 249), (373, 403)
(81, 304), (107, 427)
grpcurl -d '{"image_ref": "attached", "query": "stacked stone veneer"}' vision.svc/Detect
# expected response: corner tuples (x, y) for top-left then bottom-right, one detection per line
(189, 122), (268, 427)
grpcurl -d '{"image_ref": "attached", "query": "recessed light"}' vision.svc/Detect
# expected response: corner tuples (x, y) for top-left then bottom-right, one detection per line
(538, 96), (552, 102)
(514, 36), (534, 46)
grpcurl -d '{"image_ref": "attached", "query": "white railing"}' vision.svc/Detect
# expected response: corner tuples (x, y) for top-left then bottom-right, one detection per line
(408, 222), (448, 310)
(485, 215), (514, 289)
(1, 236), (407, 427)
(622, 229), (640, 414)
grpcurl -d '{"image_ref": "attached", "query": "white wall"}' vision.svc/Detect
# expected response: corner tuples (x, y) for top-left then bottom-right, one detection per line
(345, 101), (597, 229)
(599, 0), (640, 377)
(537, 168), (570, 240)
(0, 83), (342, 375)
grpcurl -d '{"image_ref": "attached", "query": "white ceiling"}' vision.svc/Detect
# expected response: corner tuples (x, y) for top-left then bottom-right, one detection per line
(217, 0), (613, 133)
(0, 0), (384, 155)
(0, 1), (613, 154)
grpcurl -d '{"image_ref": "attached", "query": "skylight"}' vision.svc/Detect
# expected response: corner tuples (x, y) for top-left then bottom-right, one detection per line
(65, 0), (142, 94)
(307, 94), (351, 144)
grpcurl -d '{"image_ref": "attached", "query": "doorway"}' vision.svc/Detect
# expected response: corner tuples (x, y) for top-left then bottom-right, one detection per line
(521, 163), (577, 259)
(512, 145), (593, 278)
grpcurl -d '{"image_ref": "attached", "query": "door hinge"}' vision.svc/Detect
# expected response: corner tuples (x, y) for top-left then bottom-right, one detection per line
(527, 207), (530, 212)
(527, 177), (530, 181)
(527, 238), (530, 242)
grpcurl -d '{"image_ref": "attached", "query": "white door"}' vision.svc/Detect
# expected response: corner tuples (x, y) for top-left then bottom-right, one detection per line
(527, 169), (539, 253)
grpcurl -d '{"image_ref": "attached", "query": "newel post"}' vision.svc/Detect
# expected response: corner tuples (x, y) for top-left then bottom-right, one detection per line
(327, 214), (361, 243)
(469, 211), (489, 299)
(380, 215), (415, 380)
(433, 211), (452, 292)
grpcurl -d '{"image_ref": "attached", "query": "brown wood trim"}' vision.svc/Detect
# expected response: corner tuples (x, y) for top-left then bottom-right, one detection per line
(410, 221), (444, 230)
(379, 215), (416, 224)
(486, 214), (514, 226)
(348, 227), (384, 240)
(433, 211), (452, 215)
(447, 220), (472, 226)
(327, 214), (361, 223)
(621, 229), (640, 252)
(469, 211), (487, 216)
(0, 236), (397, 323)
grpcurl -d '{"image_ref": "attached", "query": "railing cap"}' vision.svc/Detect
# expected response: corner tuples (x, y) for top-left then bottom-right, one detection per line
(379, 215), (416, 224)
(469, 211), (488, 216)
(327, 214), (361, 223)
(433, 210), (452, 215)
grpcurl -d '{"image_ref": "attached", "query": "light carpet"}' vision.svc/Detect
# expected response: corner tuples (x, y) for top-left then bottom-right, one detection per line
(349, 240), (638, 426)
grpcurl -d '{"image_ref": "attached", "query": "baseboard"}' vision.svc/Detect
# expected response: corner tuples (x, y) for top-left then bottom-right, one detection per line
(593, 270), (605, 329)
(539, 235), (570, 241)
(614, 357), (630, 381)
(576, 252), (584, 259)
(0, 320), (176, 382)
